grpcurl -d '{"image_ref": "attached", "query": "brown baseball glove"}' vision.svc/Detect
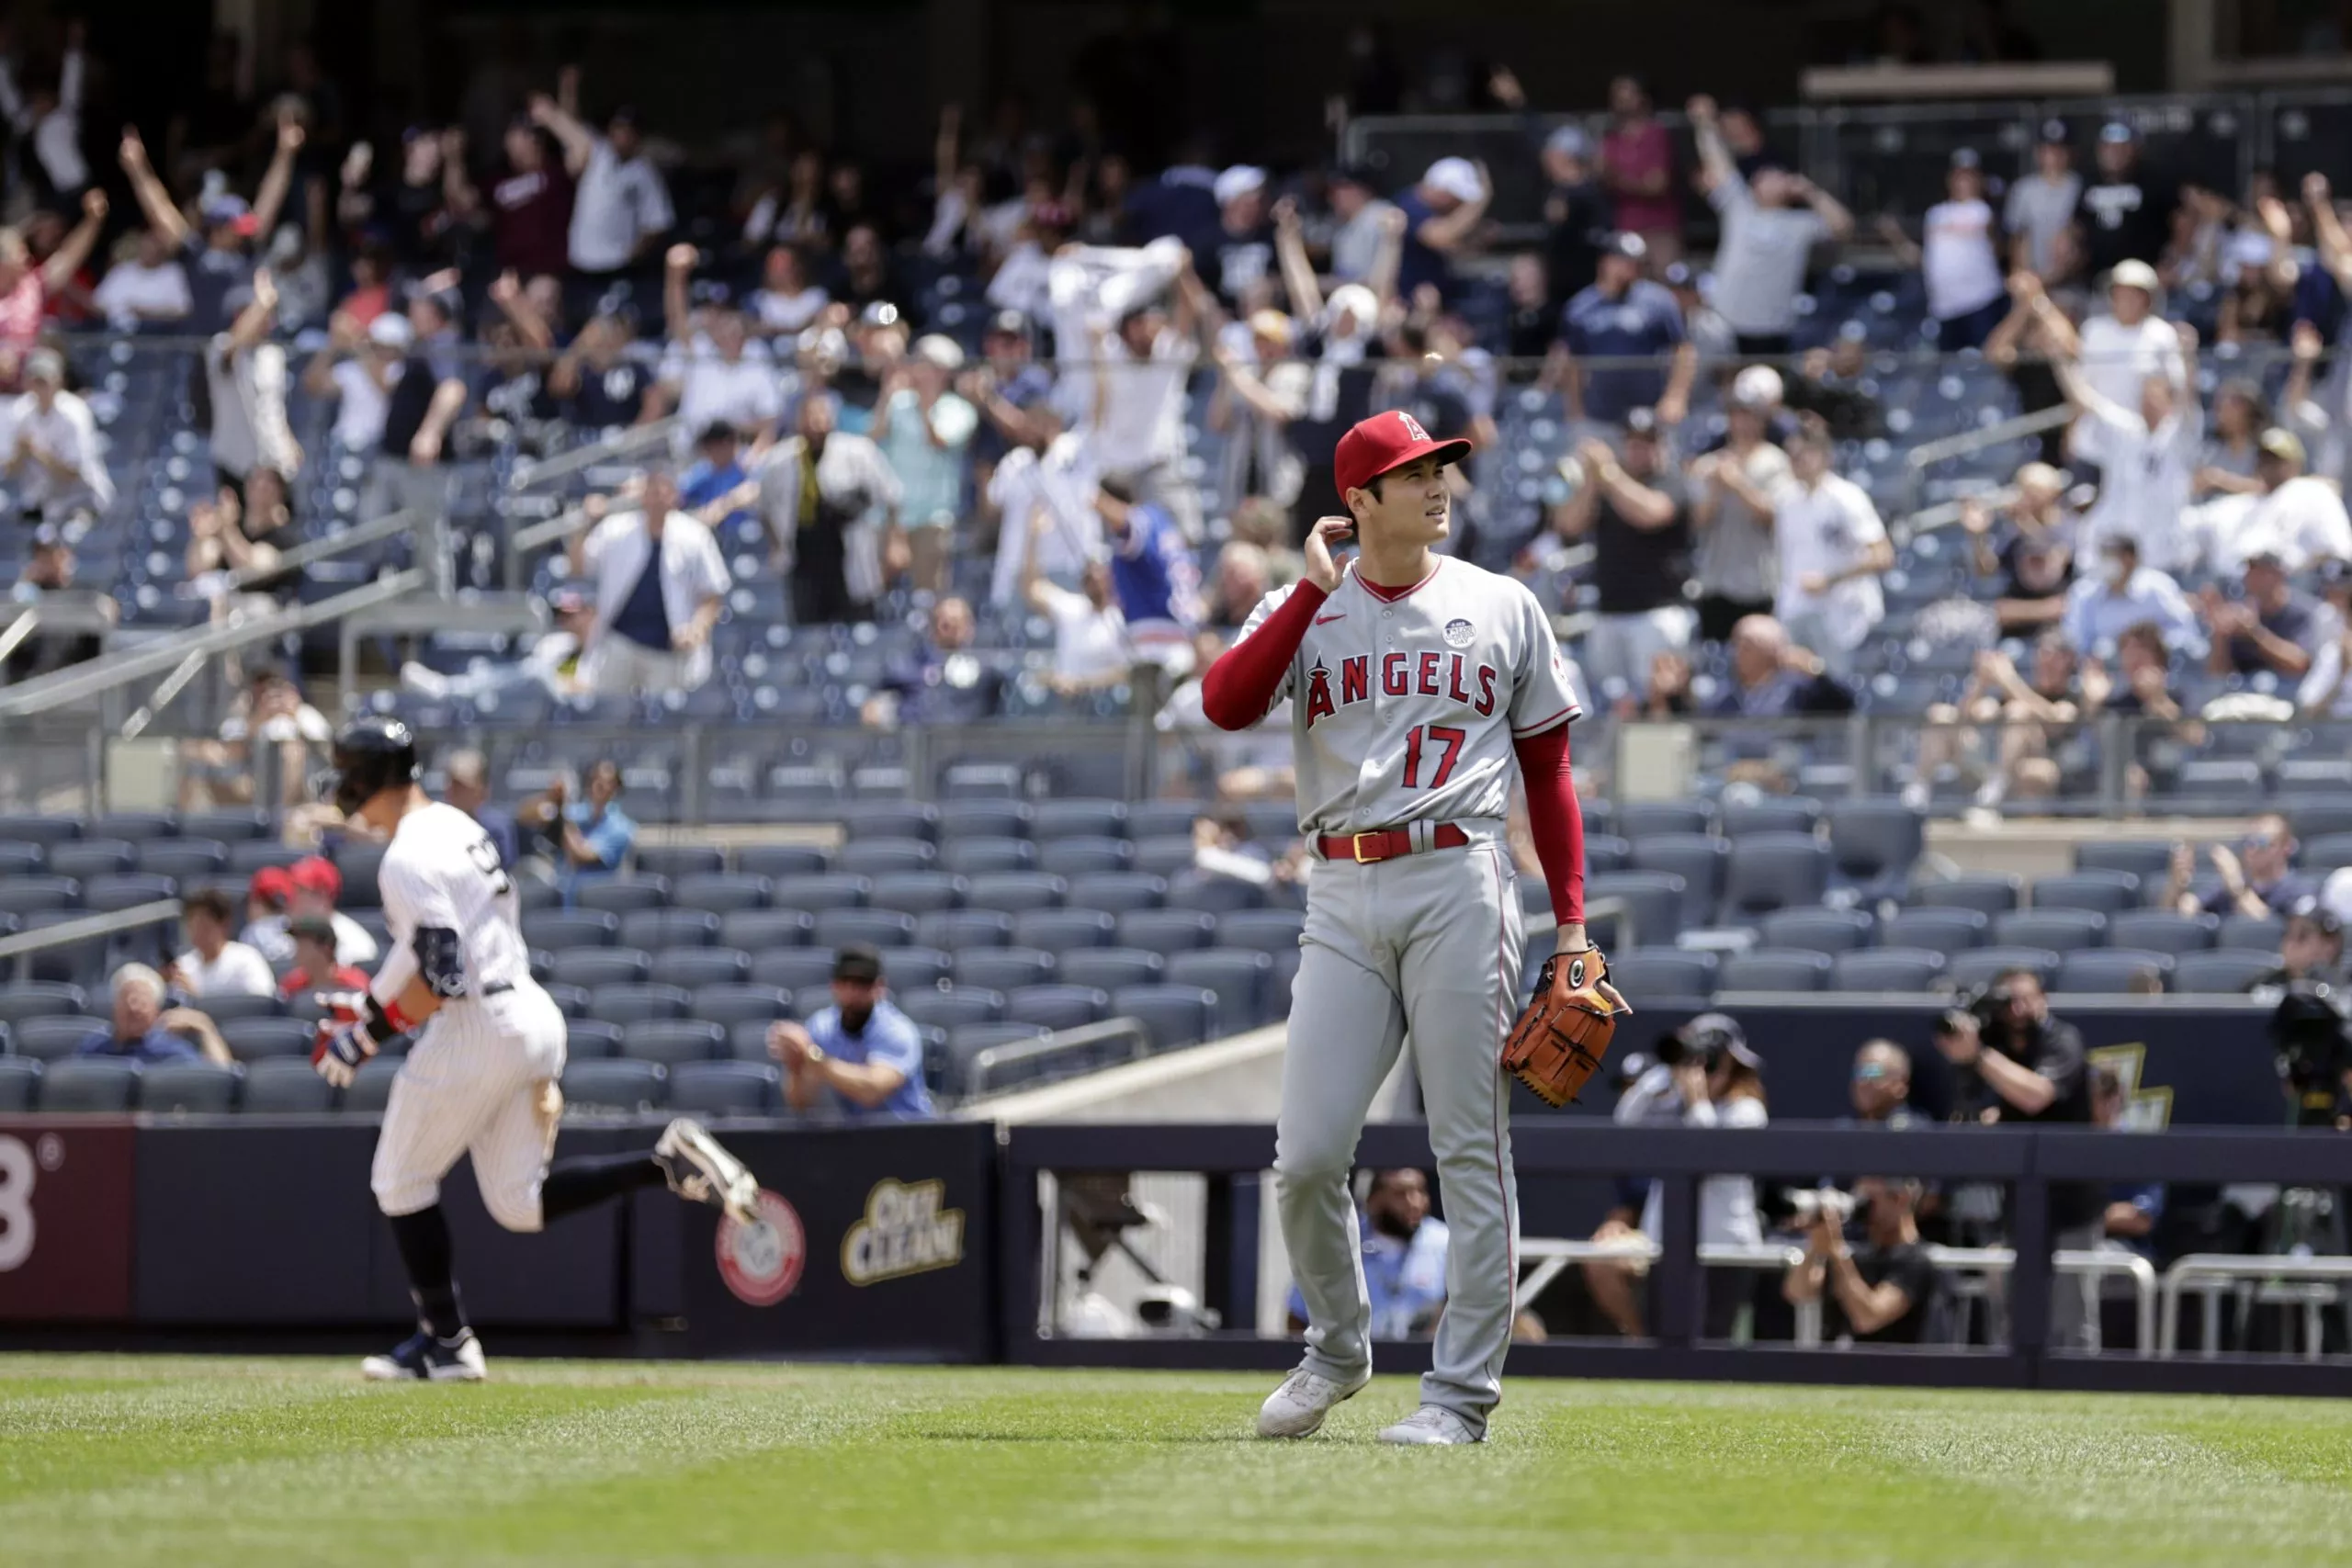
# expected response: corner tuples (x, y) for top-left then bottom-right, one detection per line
(1500, 948), (1630, 1107)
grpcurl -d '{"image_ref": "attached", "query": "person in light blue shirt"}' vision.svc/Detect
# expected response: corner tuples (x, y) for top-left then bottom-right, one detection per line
(521, 760), (636, 905)
(678, 420), (758, 540)
(1285, 1169), (1449, 1338)
(767, 943), (934, 1120)
(2061, 536), (2205, 661)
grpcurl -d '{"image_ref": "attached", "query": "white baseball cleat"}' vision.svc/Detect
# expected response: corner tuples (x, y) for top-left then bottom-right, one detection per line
(654, 1117), (762, 1225)
(1256, 1366), (1370, 1438)
(361, 1328), (488, 1382)
(1377, 1405), (1483, 1445)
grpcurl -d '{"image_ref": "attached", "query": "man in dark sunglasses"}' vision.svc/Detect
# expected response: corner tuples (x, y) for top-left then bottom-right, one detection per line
(2166, 812), (2318, 920)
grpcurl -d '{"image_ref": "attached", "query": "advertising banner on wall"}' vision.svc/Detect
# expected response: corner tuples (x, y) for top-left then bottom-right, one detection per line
(0, 1118), (135, 1321)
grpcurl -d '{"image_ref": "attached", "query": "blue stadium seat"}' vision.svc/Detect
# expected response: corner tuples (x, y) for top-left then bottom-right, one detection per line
(567, 1020), (626, 1058)
(0, 876), (80, 915)
(551, 947), (653, 989)
(814, 908), (918, 949)
(86, 873), (177, 912)
(771, 874), (872, 912)
(334, 841), (390, 907)
(2173, 949), (2278, 994)
(621, 908), (722, 951)
(720, 908), (815, 951)
(1037, 837), (1133, 876)
(1831, 948), (1948, 992)
(1883, 907), (1991, 951)
(669, 1061), (781, 1115)
(221, 1017), (313, 1061)
(939, 838), (1036, 875)
(0, 981), (88, 1025)
(835, 801), (938, 841)
(0, 1056), (38, 1111)
(870, 872), (968, 915)
(0, 840), (41, 876)
(1112, 984), (1217, 1051)
(227, 841), (306, 877)
(896, 987), (1005, 1029)
(243, 1057), (335, 1113)
(1994, 909), (2109, 952)
(1583, 872), (1684, 949)
(673, 874), (773, 914)
(94, 811), (178, 842)
(1828, 797), (1926, 900)
(546, 982), (593, 1019)
(752, 948), (842, 992)
(1006, 984), (1111, 1032)
(1757, 908), (1873, 953)
(1013, 908), (1117, 953)
(180, 808), (270, 842)
(1055, 948), (1165, 993)
(1607, 948), (1719, 999)
(2031, 872), (2143, 916)
(881, 946), (953, 989)
(139, 839), (230, 882)
(562, 1057), (668, 1112)
(1719, 833), (1831, 920)
(343, 1057), (402, 1113)
(1065, 873), (1166, 913)
(915, 909), (1014, 950)
(938, 800), (1033, 840)
(2056, 949), (2176, 993)
(577, 876), (673, 915)
(590, 983), (692, 1023)
(2302, 834), (2352, 875)
(635, 845), (726, 881)
(0, 812), (84, 847)
(963, 872), (1067, 912)
(736, 844), (832, 880)
(1123, 801), (1204, 840)
(1132, 836), (1201, 876)
(1164, 873), (1267, 915)
(525, 909), (620, 950)
(690, 984), (791, 1029)
(1164, 949), (1275, 1032)
(192, 991), (282, 1023)
(1717, 949), (1835, 992)
(1721, 797), (1823, 838)
(1582, 834), (1632, 876)
(1214, 908), (1306, 954)
(2109, 909), (2219, 953)
(1107, 908), (1212, 953)
(2073, 841), (2175, 886)
(13, 1014), (100, 1059)
(38, 1056), (140, 1111)
(139, 1062), (242, 1113)
(943, 1023), (1052, 1094)
(838, 838), (938, 877)
(1617, 802), (1714, 839)
(1945, 946), (2064, 993)
(1031, 798), (1128, 840)
(1913, 874), (2023, 917)
(46, 839), (136, 880)
(952, 948), (1057, 992)
(652, 947), (751, 988)
(622, 1019), (727, 1066)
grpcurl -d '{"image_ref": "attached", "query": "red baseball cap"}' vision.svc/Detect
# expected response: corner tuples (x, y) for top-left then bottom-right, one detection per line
(288, 856), (342, 901)
(249, 865), (295, 907)
(1333, 410), (1473, 502)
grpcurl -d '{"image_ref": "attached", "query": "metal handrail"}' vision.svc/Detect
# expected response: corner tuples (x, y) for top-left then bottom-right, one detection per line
(224, 507), (424, 590)
(1924, 1245), (2160, 1357)
(507, 417), (680, 494)
(967, 1019), (1152, 1099)
(0, 570), (424, 717)
(2158, 1252), (2352, 1359)
(0, 897), (182, 984)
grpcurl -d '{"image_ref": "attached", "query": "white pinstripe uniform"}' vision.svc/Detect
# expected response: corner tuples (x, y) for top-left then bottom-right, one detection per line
(1239, 556), (1581, 1435)
(367, 801), (570, 1234)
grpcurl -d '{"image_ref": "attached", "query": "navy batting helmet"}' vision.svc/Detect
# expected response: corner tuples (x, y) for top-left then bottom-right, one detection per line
(329, 715), (420, 816)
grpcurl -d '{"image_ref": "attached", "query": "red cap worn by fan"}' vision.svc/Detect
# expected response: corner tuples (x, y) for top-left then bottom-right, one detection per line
(1331, 409), (1474, 502)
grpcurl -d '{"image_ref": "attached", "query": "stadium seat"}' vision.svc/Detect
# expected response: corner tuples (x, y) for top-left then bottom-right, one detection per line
(0, 876), (79, 916)
(1037, 837), (1133, 876)
(1828, 797), (1925, 899)
(963, 872), (1067, 912)
(673, 874), (774, 913)
(1117, 908), (1220, 952)
(94, 811), (177, 843)
(2073, 841), (2175, 885)
(814, 908), (918, 949)
(590, 984), (692, 1023)
(198, 993), (285, 1023)
(2288, 799), (2352, 842)
(1758, 908), (1873, 953)
(1055, 948), (1165, 993)
(940, 837), (1036, 875)
(720, 908), (814, 951)
(2218, 913), (2286, 952)
(0, 812), (82, 846)
(0, 1056), (37, 1111)
(526, 909), (620, 950)
(1993, 909), (2109, 952)
(1882, 906), (1990, 951)
(1013, 908), (1119, 953)
(793, 983), (839, 1020)
(1945, 947), (2064, 993)
(2031, 872), (2143, 916)
(550, 947), (653, 989)
(1124, 801), (1204, 840)
(881, 947), (953, 989)
(2173, 950), (2278, 994)
(943, 1023), (1051, 1094)
(561, 1058), (668, 1112)
(1719, 833), (1831, 919)
(621, 908), (722, 951)
(46, 838), (136, 879)
(2057, 949), (2176, 993)
(652, 947), (751, 988)
(577, 876), (673, 915)
(896, 987), (1005, 1030)
(836, 801), (938, 841)
(1164, 948), (1275, 1032)
(1133, 836), (1201, 876)
(1584, 872), (1685, 948)
(953, 948), (1056, 992)
(869, 872), (968, 915)
(771, 874), (872, 912)
(222, 1017), (313, 1061)
(0, 981), (88, 1025)
(243, 1057), (335, 1113)
(668, 1061), (780, 1115)
(1913, 874), (2023, 917)
(1607, 948), (1719, 999)
(1112, 984), (1217, 1051)
(2301, 833), (2352, 874)
(1831, 948), (1947, 992)
(181, 808), (269, 842)
(139, 839), (230, 882)
(139, 1062), (242, 1113)
(1214, 908), (1306, 954)
(938, 800), (1033, 840)
(86, 874), (178, 912)
(1031, 798), (1128, 840)
(12, 1015), (99, 1059)
(1582, 833), (1632, 876)
(343, 1057), (402, 1112)
(1721, 797), (1823, 838)
(1717, 949), (1834, 992)
(689, 984), (791, 1029)
(2108, 909), (2219, 953)
(635, 845), (726, 881)
(1006, 984), (1110, 1032)
(915, 909), (1014, 951)
(838, 838), (938, 877)
(0, 840), (40, 876)
(1163, 873), (1267, 915)
(227, 841), (306, 877)
(753, 948), (843, 991)
(38, 1056), (140, 1111)
(735, 844), (832, 880)
(622, 1020), (727, 1066)
(334, 841), (390, 907)
(567, 1020), (625, 1059)
(1617, 802), (1714, 839)
(546, 982), (593, 1019)
(1065, 873), (1166, 913)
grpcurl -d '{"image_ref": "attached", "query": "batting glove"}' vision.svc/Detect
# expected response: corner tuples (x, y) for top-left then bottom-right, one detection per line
(311, 992), (411, 1088)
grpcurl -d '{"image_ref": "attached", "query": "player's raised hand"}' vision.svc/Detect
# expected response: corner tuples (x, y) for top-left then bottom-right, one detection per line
(1303, 516), (1353, 592)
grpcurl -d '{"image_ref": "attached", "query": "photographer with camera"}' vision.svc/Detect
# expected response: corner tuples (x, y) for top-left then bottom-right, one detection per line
(1783, 1177), (1937, 1346)
(1583, 1013), (1769, 1338)
(1934, 967), (2102, 1347)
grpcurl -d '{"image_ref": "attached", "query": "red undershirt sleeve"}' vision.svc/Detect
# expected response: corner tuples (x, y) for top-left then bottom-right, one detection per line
(1512, 720), (1585, 926)
(1200, 581), (1329, 730)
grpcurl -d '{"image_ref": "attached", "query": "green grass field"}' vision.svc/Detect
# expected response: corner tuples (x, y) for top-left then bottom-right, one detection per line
(6, 1357), (2352, 1566)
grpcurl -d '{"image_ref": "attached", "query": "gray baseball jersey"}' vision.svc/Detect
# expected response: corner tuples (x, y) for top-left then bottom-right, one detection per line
(368, 802), (569, 1234)
(1242, 556), (1581, 1438)
(1234, 557), (1582, 835)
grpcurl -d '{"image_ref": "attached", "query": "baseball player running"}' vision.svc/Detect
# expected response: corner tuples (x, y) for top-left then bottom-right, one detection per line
(313, 716), (761, 1382)
(1203, 411), (1625, 1445)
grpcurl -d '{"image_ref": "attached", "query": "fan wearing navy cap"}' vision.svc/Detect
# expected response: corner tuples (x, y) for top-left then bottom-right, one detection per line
(1548, 231), (1694, 432)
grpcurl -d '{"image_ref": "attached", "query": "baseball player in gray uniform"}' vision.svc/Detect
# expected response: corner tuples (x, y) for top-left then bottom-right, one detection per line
(1203, 410), (1606, 1445)
(313, 716), (761, 1382)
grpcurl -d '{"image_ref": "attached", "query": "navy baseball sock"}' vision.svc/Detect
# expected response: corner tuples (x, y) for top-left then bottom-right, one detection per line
(538, 1152), (664, 1223)
(386, 1205), (466, 1339)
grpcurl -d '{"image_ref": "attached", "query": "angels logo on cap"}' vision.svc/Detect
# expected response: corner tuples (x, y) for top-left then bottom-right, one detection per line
(1396, 411), (1431, 443)
(1333, 409), (1475, 501)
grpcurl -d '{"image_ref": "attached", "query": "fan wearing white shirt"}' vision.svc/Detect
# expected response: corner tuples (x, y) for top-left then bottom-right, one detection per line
(1050, 238), (1216, 540)
(2039, 260), (2186, 417)
(171, 887), (278, 999)
(0, 33), (85, 198)
(93, 228), (191, 330)
(2, 347), (112, 524)
(2056, 318), (2201, 575)
(533, 92), (673, 281)
(565, 468), (730, 696)
(300, 310), (413, 453)
(656, 244), (781, 446)
(2219, 428), (2352, 576)
(1905, 151), (2007, 351)
(1771, 420), (1892, 678)
(987, 430), (1102, 609)
(1021, 513), (1129, 696)
(748, 243), (828, 338)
